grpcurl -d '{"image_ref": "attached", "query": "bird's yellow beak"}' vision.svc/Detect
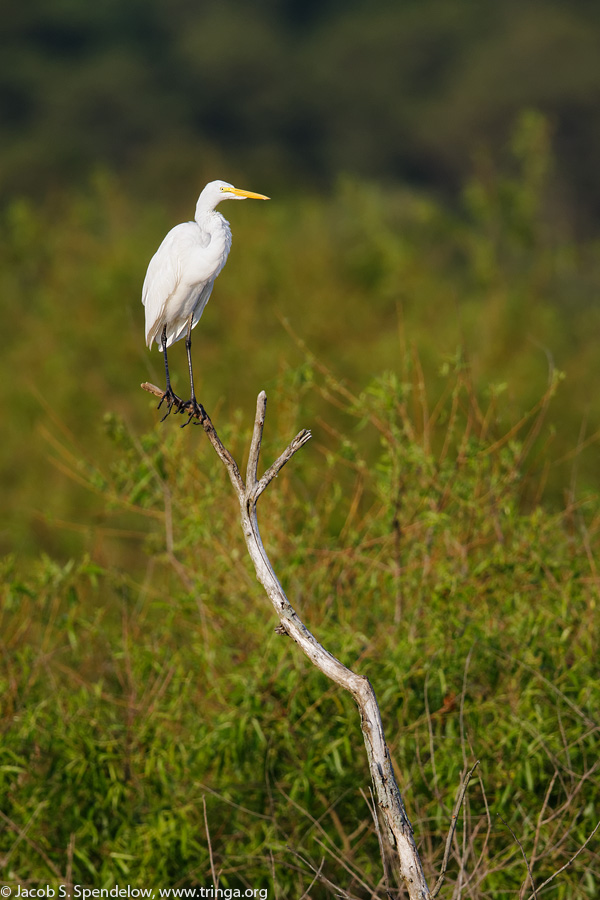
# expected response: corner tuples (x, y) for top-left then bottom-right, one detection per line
(226, 186), (270, 200)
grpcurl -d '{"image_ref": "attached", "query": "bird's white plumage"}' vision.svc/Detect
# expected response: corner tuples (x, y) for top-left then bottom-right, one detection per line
(142, 180), (268, 350)
(143, 217), (230, 348)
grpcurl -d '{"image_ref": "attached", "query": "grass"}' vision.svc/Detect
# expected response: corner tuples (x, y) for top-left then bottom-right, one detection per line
(1, 354), (599, 897)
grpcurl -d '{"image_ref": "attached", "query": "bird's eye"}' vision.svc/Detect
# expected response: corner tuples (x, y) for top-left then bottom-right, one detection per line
(220, 186), (226, 192)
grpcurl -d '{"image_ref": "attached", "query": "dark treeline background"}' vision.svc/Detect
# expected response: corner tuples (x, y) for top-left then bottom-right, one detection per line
(3, 0), (600, 225)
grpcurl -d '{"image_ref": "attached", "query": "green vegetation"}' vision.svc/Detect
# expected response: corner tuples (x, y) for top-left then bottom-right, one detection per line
(1, 74), (600, 898)
(2, 355), (599, 896)
(3, 113), (600, 560)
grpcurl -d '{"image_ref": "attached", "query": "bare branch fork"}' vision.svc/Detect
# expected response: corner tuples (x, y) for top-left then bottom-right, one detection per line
(141, 382), (459, 900)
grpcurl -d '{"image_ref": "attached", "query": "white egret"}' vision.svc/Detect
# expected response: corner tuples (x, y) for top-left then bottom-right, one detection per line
(143, 179), (270, 423)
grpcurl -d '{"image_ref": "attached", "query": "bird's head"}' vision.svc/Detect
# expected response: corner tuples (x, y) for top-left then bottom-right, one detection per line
(198, 180), (270, 213)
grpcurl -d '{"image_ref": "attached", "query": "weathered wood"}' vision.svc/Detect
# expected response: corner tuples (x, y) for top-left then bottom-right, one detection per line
(141, 382), (431, 899)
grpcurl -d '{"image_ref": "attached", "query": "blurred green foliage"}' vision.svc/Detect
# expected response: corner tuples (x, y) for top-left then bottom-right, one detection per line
(2, 112), (600, 562)
(1, 356), (599, 896)
(1, 0), (600, 225)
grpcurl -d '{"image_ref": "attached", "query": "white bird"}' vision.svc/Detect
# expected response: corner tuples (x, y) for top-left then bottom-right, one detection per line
(143, 179), (269, 423)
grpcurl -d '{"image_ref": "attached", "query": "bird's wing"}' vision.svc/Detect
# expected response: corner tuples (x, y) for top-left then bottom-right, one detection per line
(191, 280), (215, 329)
(142, 222), (209, 348)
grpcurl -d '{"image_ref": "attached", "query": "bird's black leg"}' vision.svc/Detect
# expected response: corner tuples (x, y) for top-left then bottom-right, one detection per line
(180, 316), (206, 426)
(157, 326), (182, 420)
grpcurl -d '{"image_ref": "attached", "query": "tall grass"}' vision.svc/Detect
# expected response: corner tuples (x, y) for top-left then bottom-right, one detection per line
(1, 355), (599, 897)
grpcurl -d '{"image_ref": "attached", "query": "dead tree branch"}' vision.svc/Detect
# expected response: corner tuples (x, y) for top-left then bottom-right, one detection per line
(141, 382), (431, 899)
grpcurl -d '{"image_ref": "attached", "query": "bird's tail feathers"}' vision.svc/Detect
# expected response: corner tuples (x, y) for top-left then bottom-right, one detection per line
(146, 318), (189, 350)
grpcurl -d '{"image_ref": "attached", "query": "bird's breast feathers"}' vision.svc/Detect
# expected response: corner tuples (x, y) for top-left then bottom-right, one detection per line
(143, 216), (233, 348)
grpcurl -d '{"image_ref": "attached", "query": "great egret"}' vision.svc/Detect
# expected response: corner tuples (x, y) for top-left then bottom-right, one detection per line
(143, 179), (270, 423)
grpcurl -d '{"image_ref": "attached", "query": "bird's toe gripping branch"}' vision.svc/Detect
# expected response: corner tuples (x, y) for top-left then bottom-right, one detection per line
(142, 383), (208, 427)
(179, 397), (207, 427)
(157, 386), (183, 421)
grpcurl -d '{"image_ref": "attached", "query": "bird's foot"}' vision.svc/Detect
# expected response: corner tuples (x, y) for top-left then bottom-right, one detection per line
(157, 387), (182, 421)
(179, 397), (207, 427)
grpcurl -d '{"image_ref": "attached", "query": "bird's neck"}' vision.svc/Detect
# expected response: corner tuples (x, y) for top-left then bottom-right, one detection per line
(194, 207), (232, 256)
(195, 204), (226, 229)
